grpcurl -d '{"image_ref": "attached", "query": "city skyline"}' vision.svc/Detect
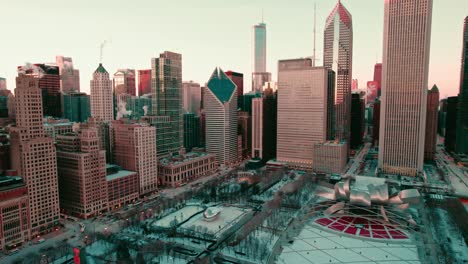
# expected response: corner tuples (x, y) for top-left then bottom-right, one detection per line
(1, 0), (467, 98)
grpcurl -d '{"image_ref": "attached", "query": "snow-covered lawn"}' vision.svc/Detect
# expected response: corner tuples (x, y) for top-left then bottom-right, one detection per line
(86, 240), (115, 257)
(252, 179), (293, 202)
(181, 206), (250, 238)
(152, 205), (204, 228)
(221, 230), (279, 263)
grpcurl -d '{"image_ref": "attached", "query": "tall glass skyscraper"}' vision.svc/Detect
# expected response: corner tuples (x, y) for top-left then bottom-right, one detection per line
(252, 22), (270, 92)
(151, 51), (183, 156)
(456, 17), (468, 154)
(323, 0), (353, 144)
(378, 0), (433, 177)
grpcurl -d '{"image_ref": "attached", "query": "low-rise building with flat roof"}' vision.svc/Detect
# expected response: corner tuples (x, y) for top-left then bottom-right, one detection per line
(0, 175), (30, 253)
(106, 165), (139, 211)
(158, 152), (217, 187)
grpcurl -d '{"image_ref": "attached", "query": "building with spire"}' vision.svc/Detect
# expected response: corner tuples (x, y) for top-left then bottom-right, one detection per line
(205, 68), (238, 165)
(456, 16), (468, 154)
(425, 85), (439, 161)
(252, 22), (271, 92)
(90, 63), (114, 122)
(378, 0), (432, 176)
(323, 0), (353, 143)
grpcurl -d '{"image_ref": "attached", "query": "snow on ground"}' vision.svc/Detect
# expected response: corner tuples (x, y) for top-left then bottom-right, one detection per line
(221, 230), (279, 263)
(278, 221), (422, 264)
(152, 205), (204, 228)
(180, 206), (250, 238)
(252, 179), (293, 202)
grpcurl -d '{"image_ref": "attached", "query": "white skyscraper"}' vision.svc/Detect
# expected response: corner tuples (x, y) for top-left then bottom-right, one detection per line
(378, 0), (433, 177)
(182, 81), (201, 114)
(90, 63), (114, 122)
(205, 68), (238, 165)
(277, 59), (334, 169)
(252, 22), (271, 92)
(252, 97), (263, 159)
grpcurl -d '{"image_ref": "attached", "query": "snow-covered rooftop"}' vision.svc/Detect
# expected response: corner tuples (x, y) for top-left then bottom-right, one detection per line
(106, 169), (136, 181)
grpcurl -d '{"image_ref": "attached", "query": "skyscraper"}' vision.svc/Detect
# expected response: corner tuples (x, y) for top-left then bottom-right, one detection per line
(183, 113), (200, 152)
(350, 92), (365, 149)
(113, 121), (158, 195)
(456, 16), (468, 154)
(56, 56), (80, 92)
(262, 87), (277, 162)
(10, 74), (60, 237)
(182, 81), (201, 114)
(18, 64), (62, 117)
(205, 68), (238, 165)
(151, 51), (183, 156)
(425, 85), (439, 161)
(0, 77), (6, 90)
(56, 128), (108, 219)
(277, 58), (335, 169)
(138, 69), (152, 96)
(225, 71), (244, 109)
(373, 63), (382, 96)
(378, 0), (433, 176)
(62, 92), (91, 123)
(372, 98), (380, 146)
(252, 22), (271, 92)
(445, 96), (458, 152)
(252, 98), (263, 159)
(90, 64), (114, 122)
(114, 69), (136, 96)
(323, 0), (353, 143)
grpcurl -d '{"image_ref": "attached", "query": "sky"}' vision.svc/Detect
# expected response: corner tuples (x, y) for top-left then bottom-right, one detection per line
(0, 0), (467, 98)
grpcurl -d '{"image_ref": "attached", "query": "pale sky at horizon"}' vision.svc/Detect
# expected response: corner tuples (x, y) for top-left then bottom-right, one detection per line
(0, 0), (467, 98)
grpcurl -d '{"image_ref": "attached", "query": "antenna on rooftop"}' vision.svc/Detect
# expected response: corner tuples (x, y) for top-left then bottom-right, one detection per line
(99, 40), (107, 63)
(313, 2), (317, 66)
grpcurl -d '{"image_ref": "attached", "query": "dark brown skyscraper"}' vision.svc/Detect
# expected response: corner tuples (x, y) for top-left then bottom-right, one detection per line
(373, 63), (382, 96)
(425, 85), (439, 161)
(225, 71), (244, 110)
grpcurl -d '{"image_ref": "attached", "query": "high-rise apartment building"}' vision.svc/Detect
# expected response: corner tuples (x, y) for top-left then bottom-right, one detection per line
(18, 63), (62, 118)
(62, 92), (91, 123)
(205, 68), (238, 165)
(9, 74), (60, 237)
(151, 51), (183, 156)
(182, 81), (201, 114)
(425, 85), (439, 161)
(252, 98), (263, 159)
(445, 96), (458, 152)
(90, 64), (114, 122)
(323, 0), (353, 142)
(277, 59), (335, 169)
(56, 128), (108, 219)
(238, 111), (250, 158)
(138, 69), (152, 96)
(378, 0), (433, 176)
(183, 113), (200, 152)
(252, 22), (271, 92)
(225, 71), (244, 109)
(262, 88), (277, 162)
(113, 121), (158, 195)
(456, 17), (468, 154)
(114, 69), (136, 96)
(350, 92), (365, 149)
(56, 56), (80, 92)
(372, 98), (380, 146)
(373, 63), (382, 96)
